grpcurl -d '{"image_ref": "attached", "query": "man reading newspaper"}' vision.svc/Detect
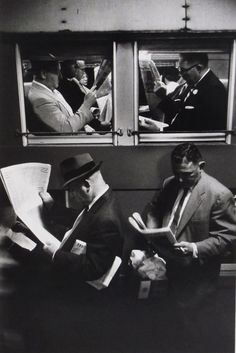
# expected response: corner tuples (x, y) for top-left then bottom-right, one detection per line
(0, 154), (123, 353)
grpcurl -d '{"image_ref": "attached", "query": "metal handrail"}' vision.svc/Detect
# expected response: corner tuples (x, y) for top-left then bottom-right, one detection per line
(127, 129), (236, 136)
(16, 128), (123, 137)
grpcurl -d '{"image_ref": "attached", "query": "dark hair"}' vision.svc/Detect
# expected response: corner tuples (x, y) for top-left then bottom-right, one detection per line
(171, 143), (203, 164)
(60, 60), (76, 79)
(162, 67), (180, 82)
(31, 60), (59, 78)
(179, 52), (209, 68)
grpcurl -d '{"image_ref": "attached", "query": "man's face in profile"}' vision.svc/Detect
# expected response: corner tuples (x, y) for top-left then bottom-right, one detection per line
(68, 179), (92, 208)
(44, 63), (61, 90)
(172, 156), (202, 189)
(178, 58), (201, 86)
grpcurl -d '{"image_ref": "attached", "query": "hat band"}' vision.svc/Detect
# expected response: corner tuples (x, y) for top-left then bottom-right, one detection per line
(64, 161), (96, 182)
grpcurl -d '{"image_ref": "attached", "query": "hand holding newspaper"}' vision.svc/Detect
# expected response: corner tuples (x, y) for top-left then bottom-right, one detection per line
(0, 162), (60, 249)
(0, 162), (120, 290)
(128, 212), (176, 245)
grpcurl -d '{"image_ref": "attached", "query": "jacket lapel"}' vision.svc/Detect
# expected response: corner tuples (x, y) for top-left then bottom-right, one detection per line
(61, 189), (111, 249)
(176, 173), (206, 238)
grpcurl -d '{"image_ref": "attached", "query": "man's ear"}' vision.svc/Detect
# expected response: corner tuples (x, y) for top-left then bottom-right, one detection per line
(40, 69), (47, 80)
(83, 179), (90, 190)
(199, 161), (206, 169)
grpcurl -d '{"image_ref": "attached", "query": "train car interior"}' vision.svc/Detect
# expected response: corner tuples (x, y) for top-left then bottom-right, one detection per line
(0, 1), (236, 353)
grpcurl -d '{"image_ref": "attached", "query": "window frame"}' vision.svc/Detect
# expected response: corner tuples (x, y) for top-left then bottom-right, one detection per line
(134, 38), (236, 145)
(16, 41), (117, 146)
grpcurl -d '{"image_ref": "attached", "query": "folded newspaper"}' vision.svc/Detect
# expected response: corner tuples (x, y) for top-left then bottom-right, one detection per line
(71, 239), (121, 290)
(128, 212), (176, 245)
(0, 162), (120, 289)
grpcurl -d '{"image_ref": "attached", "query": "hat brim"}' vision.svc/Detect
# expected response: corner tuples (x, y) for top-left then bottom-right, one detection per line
(62, 161), (102, 188)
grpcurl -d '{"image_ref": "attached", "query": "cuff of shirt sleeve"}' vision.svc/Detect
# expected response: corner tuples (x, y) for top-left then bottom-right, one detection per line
(191, 243), (198, 258)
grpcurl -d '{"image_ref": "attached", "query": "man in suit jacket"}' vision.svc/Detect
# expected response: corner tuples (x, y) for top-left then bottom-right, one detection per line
(0, 154), (123, 353)
(58, 60), (90, 112)
(141, 53), (227, 132)
(142, 143), (236, 352)
(28, 59), (96, 133)
(40, 153), (123, 283)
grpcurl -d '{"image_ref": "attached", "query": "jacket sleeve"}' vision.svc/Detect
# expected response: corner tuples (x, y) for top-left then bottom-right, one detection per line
(144, 178), (172, 228)
(31, 96), (94, 132)
(52, 219), (121, 281)
(196, 190), (236, 263)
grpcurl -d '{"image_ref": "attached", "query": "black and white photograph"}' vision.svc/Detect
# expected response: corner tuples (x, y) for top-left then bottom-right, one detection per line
(0, 1), (236, 353)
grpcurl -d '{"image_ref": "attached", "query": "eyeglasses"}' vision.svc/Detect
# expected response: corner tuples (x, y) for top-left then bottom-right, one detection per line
(177, 63), (199, 74)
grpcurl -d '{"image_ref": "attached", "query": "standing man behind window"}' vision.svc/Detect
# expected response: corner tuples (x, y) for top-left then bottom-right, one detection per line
(141, 53), (227, 132)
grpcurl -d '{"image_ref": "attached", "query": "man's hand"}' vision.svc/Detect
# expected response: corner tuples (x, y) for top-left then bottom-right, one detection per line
(39, 192), (54, 210)
(153, 81), (167, 99)
(43, 241), (59, 257)
(174, 241), (194, 255)
(83, 86), (97, 109)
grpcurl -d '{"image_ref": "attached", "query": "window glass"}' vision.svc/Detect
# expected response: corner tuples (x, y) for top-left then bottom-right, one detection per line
(18, 41), (113, 145)
(138, 42), (230, 142)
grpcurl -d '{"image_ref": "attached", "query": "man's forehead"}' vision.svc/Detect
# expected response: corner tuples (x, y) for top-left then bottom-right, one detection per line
(173, 157), (197, 170)
(179, 58), (190, 66)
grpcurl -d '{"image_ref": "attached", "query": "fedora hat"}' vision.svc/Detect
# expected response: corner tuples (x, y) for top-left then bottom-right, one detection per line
(60, 153), (102, 188)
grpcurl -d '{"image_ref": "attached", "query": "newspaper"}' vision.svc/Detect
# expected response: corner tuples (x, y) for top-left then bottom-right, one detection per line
(94, 59), (112, 91)
(70, 239), (121, 290)
(0, 163), (120, 290)
(0, 162), (60, 248)
(128, 212), (176, 245)
(139, 59), (165, 119)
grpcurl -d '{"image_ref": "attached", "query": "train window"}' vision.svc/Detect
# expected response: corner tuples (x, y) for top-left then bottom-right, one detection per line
(16, 42), (116, 146)
(136, 40), (232, 144)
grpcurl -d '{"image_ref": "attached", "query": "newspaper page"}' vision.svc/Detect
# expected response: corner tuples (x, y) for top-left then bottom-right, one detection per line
(0, 162), (60, 248)
(139, 59), (165, 120)
(87, 256), (122, 290)
(94, 59), (112, 91)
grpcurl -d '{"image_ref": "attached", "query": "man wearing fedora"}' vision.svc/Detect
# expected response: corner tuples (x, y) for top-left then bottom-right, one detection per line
(40, 152), (123, 282)
(0, 153), (123, 353)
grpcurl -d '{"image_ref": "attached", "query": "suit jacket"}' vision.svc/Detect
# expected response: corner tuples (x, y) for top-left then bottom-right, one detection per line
(145, 171), (236, 295)
(159, 70), (227, 131)
(47, 188), (123, 283)
(28, 81), (93, 133)
(58, 79), (86, 112)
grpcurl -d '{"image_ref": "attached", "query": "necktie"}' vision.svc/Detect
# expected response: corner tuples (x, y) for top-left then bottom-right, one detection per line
(170, 188), (189, 235)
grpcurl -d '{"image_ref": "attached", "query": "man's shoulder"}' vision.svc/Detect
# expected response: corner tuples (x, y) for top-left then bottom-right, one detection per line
(163, 175), (176, 188)
(201, 172), (232, 196)
(28, 82), (52, 101)
(199, 70), (225, 91)
(94, 190), (123, 223)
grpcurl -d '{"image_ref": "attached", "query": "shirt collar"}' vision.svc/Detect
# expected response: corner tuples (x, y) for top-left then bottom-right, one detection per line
(194, 68), (210, 87)
(88, 184), (109, 210)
